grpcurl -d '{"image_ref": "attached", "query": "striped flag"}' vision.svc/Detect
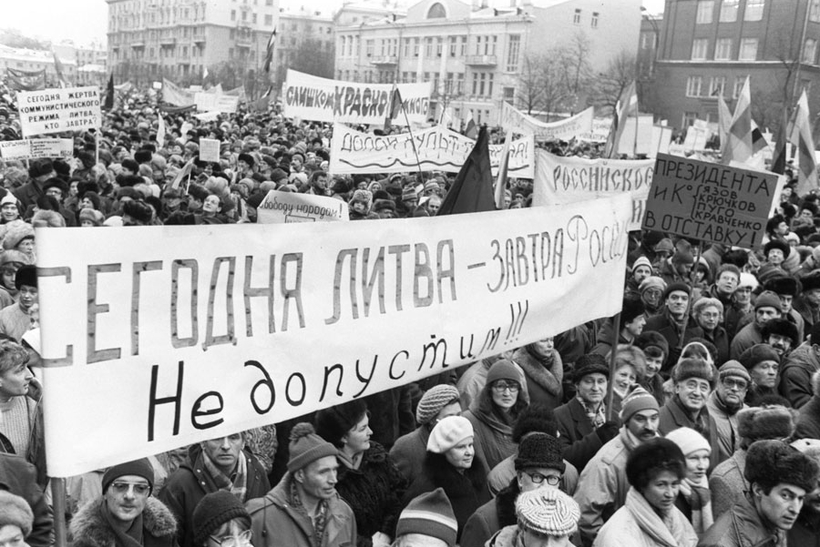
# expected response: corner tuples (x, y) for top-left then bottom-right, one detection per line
(52, 51), (70, 88)
(464, 109), (477, 139)
(604, 81), (638, 158)
(792, 89), (818, 195)
(171, 158), (196, 191)
(750, 120), (769, 155)
(722, 76), (753, 165)
(384, 84), (403, 131)
(717, 93), (732, 148)
(263, 29), (277, 74)
(494, 128), (513, 209)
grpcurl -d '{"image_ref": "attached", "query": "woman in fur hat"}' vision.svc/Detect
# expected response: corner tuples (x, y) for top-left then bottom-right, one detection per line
(0, 490), (34, 547)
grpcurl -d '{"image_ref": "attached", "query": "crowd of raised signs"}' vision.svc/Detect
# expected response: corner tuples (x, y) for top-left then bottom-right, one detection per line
(0, 83), (819, 547)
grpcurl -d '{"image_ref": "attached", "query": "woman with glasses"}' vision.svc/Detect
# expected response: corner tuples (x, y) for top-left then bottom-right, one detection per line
(192, 491), (253, 547)
(463, 360), (529, 471)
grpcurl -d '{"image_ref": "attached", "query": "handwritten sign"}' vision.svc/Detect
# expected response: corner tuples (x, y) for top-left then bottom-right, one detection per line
(533, 150), (654, 230)
(329, 123), (535, 178)
(0, 139), (73, 161)
(38, 195), (632, 476)
(499, 102), (593, 142)
(257, 191), (349, 224)
(16, 86), (101, 137)
(642, 154), (777, 248)
(199, 138), (221, 163)
(284, 69), (432, 125)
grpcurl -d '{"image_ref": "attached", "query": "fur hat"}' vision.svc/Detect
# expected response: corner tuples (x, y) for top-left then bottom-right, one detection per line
(762, 318), (799, 347)
(515, 433), (565, 473)
(102, 458), (155, 495)
(673, 358), (714, 384)
(192, 491), (251, 546)
(515, 488), (580, 537)
(79, 208), (105, 226)
(754, 291), (782, 311)
(31, 209), (65, 228)
(737, 405), (798, 441)
(745, 439), (820, 492)
(802, 271), (820, 293)
(666, 426), (711, 457)
(632, 256), (652, 273)
(415, 385), (460, 425)
(572, 353), (610, 382)
(0, 490), (34, 537)
(718, 360), (751, 384)
(634, 330), (670, 359)
(486, 359), (519, 386)
(0, 250), (30, 267)
(14, 264), (37, 290)
(663, 282), (691, 301)
(738, 272), (759, 290)
(672, 249), (695, 265)
(739, 344), (780, 370)
(639, 276), (666, 294)
(315, 399), (368, 447)
(763, 276), (801, 297)
(622, 296), (645, 324)
(626, 438), (685, 487)
(427, 416), (473, 454)
(2, 220), (34, 251)
(620, 386), (659, 422)
(396, 488), (457, 547)
(655, 238), (674, 254)
(763, 239), (790, 258)
(287, 422), (338, 472)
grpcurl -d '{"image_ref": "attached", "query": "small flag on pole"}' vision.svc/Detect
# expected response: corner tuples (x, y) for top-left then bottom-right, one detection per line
(494, 128), (513, 209)
(104, 74), (115, 110)
(156, 114), (166, 149)
(792, 89), (818, 195)
(604, 81), (638, 158)
(384, 84), (403, 131)
(717, 93), (732, 148)
(722, 76), (753, 165)
(464, 109), (477, 139)
(437, 125), (496, 215)
(264, 29), (277, 74)
(52, 51), (70, 88)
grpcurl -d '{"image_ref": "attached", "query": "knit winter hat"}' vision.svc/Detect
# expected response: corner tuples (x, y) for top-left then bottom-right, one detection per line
(401, 186), (418, 201)
(287, 422), (338, 472)
(663, 282), (691, 301)
(416, 385), (460, 425)
(666, 427), (711, 457)
(718, 360), (751, 384)
(745, 439), (820, 493)
(619, 386), (659, 422)
(427, 416), (473, 454)
(639, 276), (666, 294)
(631, 256), (652, 273)
(515, 488), (580, 537)
(0, 491), (33, 537)
(486, 359), (519, 386)
(737, 405), (798, 441)
(515, 432), (566, 473)
(395, 488), (458, 547)
(192, 491), (251, 546)
(572, 353), (610, 382)
(102, 458), (155, 495)
(754, 291), (782, 311)
(672, 358), (714, 384)
(739, 344), (780, 370)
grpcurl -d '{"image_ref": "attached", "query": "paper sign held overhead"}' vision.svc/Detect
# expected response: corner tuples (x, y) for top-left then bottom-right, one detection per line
(199, 138), (221, 163)
(17, 86), (101, 137)
(257, 191), (349, 224)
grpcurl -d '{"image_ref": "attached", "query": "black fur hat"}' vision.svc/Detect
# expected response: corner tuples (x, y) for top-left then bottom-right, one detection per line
(626, 438), (685, 489)
(762, 318), (799, 347)
(745, 439), (820, 492)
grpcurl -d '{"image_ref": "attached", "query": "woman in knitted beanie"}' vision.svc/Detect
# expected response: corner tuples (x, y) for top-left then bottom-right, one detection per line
(666, 427), (714, 536)
(192, 491), (252, 547)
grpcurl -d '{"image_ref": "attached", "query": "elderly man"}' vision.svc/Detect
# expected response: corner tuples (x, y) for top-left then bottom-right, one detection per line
(246, 423), (357, 547)
(573, 387), (659, 546)
(706, 361), (750, 464)
(763, 276), (805, 342)
(730, 291), (782, 359)
(644, 282), (705, 372)
(700, 440), (819, 547)
(70, 459), (177, 547)
(159, 433), (270, 547)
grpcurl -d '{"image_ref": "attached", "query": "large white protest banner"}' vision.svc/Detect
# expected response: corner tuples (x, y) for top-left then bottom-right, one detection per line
(500, 102), (593, 142)
(257, 190), (349, 224)
(16, 86), (101, 137)
(0, 139), (73, 161)
(329, 123), (535, 178)
(161, 78), (195, 107)
(284, 69), (432, 125)
(38, 196), (631, 476)
(194, 93), (239, 113)
(533, 150), (654, 231)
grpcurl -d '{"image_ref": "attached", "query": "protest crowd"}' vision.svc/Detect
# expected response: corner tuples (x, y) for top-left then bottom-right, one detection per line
(1, 79), (820, 547)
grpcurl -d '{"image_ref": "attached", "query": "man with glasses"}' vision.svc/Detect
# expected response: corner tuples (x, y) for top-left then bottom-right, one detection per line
(693, 297), (730, 366)
(707, 361), (750, 464)
(71, 458), (178, 547)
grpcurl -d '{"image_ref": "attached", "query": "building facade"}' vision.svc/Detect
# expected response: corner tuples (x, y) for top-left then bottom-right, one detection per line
(271, 7), (335, 94)
(333, 0), (642, 125)
(652, 0), (820, 131)
(0, 45), (77, 87)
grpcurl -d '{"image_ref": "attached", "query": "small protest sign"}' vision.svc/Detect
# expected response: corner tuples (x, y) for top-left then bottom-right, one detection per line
(642, 153), (777, 248)
(257, 190), (349, 224)
(0, 139), (73, 161)
(199, 138), (220, 163)
(17, 86), (101, 137)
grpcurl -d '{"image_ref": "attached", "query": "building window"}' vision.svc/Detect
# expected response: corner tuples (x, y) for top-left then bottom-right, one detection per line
(506, 34), (520, 72)
(414, 38), (420, 57)
(745, 0), (764, 21)
(739, 38), (758, 60)
(436, 37), (443, 56)
(449, 36), (457, 57)
(812, 0), (820, 22)
(264, 14), (272, 25)
(715, 38), (732, 60)
(686, 76), (703, 97)
(425, 37), (434, 57)
(733, 76), (747, 98)
(427, 2), (446, 18)
(683, 112), (699, 127)
(366, 40), (374, 57)
(709, 76), (726, 96)
(266, 0), (273, 5)
(460, 36), (467, 56)
(719, 0), (739, 22)
(573, 9), (581, 24)
(804, 38), (817, 64)
(252, 13), (257, 23)
(503, 86), (515, 102)
(231, 10), (236, 21)
(591, 12), (599, 28)
(474, 36), (482, 56)
(230, 29), (235, 39)
(691, 39), (708, 60)
(696, 0), (714, 24)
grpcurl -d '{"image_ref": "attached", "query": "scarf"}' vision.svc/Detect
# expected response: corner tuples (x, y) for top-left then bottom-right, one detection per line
(101, 499), (144, 547)
(201, 449), (248, 502)
(674, 396), (712, 440)
(678, 477), (714, 535)
(576, 397), (606, 429)
(289, 477), (329, 547)
(624, 487), (691, 547)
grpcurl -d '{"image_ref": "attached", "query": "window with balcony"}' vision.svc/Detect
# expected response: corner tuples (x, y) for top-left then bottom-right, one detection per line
(720, 0), (739, 22)
(691, 39), (708, 60)
(696, 0), (714, 24)
(715, 38), (732, 60)
(739, 38), (758, 60)
(686, 76), (702, 97)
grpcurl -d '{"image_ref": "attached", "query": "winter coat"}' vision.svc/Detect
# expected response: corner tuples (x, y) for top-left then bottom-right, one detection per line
(553, 398), (605, 473)
(729, 322), (764, 360)
(463, 391), (523, 472)
(334, 443), (407, 547)
(644, 312), (705, 373)
(401, 454), (491, 542)
(698, 494), (782, 547)
(388, 426), (429, 482)
(70, 497), (176, 547)
(0, 390), (46, 488)
(705, 391), (743, 464)
(788, 508), (820, 547)
(158, 444), (270, 547)
(590, 319), (630, 358)
(512, 346), (563, 410)
(779, 342), (820, 409)
(459, 483), (518, 547)
(362, 387), (415, 450)
(796, 395), (820, 440)
(658, 396), (720, 472)
(701, 325), (730, 366)
(708, 450), (747, 519)
(0, 452), (52, 547)
(246, 472), (357, 547)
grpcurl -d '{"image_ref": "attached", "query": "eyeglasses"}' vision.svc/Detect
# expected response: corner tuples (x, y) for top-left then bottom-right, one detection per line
(492, 381), (520, 393)
(721, 378), (748, 390)
(524, 471), (561, 486)
(110, 482), (151, 497)
(209, 530), (253, 547)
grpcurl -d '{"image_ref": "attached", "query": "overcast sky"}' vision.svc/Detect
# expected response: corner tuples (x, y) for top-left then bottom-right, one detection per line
(3, 0), (665, 47)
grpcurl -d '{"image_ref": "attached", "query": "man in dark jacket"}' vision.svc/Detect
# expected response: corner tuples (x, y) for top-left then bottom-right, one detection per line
(0, 453), (52, 547)
(780, 321), (820, 408)
(159, 433), (270, 547)
(796, 371), (820, 440)
(644, 283), (704, 373)
(13, 159), (54, 213)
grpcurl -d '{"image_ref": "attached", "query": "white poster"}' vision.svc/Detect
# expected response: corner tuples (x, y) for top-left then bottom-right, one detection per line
(16, 86), (101, 137)
(499, 102), (594, 142)
(199, 138), (221, 163)
(283, 69), (432, 125)
(38, 197), (632, 476)
(0, 139), (73, 161)
(194, 93), (239, 113)
(257, 191), (349, 224)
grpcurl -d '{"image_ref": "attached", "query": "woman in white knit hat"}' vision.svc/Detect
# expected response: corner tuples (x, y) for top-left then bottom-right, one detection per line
(666, 427), (714, 536)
